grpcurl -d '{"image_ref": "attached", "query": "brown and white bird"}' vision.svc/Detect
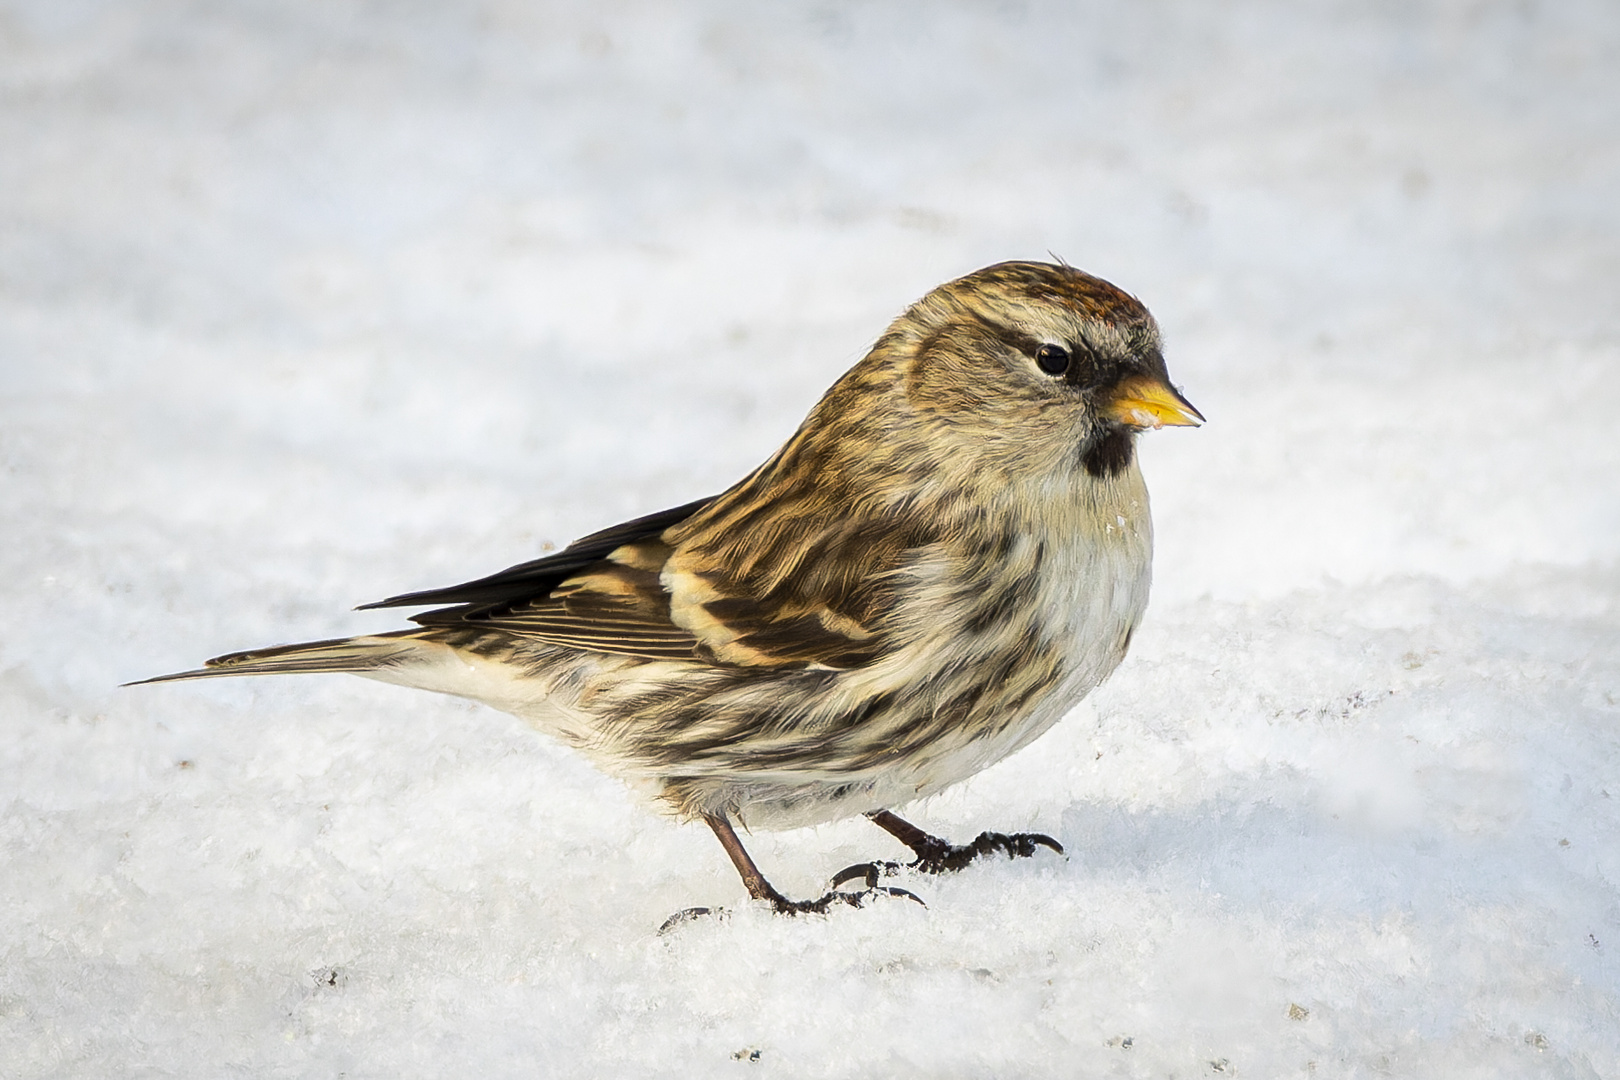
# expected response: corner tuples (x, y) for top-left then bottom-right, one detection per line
(136, 260), (1201, 917)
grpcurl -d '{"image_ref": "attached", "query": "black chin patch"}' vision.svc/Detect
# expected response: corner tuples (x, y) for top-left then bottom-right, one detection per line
(1081, 428), (1135, 478)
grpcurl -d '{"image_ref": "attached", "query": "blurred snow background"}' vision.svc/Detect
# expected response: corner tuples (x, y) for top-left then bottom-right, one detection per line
(3, 0), (1618, 1076)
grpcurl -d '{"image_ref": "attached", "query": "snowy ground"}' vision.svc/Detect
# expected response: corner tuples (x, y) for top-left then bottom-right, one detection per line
(3, 1), (1619, 1076)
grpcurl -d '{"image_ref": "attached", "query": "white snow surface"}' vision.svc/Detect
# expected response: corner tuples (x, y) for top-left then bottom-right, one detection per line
(3, 1), (1619, 1076)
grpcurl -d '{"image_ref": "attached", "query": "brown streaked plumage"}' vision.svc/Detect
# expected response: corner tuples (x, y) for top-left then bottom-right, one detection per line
(133, 260), (1202, 918)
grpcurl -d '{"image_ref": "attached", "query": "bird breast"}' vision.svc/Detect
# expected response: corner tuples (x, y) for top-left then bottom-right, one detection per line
(822, 459), (1155, 808)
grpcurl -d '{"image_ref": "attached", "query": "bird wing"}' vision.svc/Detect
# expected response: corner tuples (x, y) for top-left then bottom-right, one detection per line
(360, 491), (918, 669)
(410, 535), (706, 661)
(655, 501), (926, 670)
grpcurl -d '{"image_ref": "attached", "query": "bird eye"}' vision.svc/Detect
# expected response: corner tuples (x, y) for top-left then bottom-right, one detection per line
(1034, 344), (1070, 376)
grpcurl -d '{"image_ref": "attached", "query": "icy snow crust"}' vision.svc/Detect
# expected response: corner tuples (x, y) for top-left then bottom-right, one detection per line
(3, 1), (1619, 1076)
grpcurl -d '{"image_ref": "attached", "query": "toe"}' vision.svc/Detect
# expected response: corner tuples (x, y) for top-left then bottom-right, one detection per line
(658, 906), (724, 934)
(768, 884), (927, 915)
(875, 885), (927, 907)
(972, 830), (1065, 859)
(829, 861), (898, 890)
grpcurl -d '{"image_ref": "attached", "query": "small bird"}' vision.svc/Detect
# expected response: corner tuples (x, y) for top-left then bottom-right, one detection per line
(136, 261), (1201, 917)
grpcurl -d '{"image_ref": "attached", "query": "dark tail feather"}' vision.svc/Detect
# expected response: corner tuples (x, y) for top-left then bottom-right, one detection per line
(126, 632), (424, 686)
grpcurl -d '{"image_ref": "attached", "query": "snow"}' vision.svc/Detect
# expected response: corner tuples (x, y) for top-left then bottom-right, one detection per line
(3, 1), (1618, 1075)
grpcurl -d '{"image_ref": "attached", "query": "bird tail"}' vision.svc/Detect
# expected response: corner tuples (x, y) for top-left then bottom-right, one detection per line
(126, 631), (427, 686)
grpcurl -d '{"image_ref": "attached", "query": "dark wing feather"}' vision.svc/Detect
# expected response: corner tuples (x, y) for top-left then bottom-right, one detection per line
(354, 497), (713, 662)
(357, 490), (921, 670)
(419, 543), (704, 660)
(358, 495), (714, 617)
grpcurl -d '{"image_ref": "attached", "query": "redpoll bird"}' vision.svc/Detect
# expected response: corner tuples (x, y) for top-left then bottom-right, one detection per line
(136, 260), (1202, 918)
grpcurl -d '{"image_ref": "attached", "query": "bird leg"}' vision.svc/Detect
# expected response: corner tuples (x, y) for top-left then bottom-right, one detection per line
(682, 812), (921, 920)
(865, 809), (1063, 874)
(705, 812), (806, 910)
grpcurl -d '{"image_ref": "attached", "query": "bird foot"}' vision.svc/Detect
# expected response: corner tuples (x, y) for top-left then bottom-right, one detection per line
(905, 830), (1064, 874)
(762, 863), (923, 915)
(864, 810), (1064, 875)
(657, 868), (922, 933)
(765, 878), (923, 916)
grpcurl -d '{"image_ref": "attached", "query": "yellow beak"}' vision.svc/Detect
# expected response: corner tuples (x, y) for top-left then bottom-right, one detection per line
(1102, 374), (1204, 429)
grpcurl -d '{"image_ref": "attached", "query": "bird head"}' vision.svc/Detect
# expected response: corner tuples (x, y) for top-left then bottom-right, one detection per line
(883, 261), (1202, 479)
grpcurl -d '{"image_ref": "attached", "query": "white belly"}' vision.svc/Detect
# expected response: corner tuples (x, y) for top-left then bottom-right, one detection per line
(864, 468), (1153, 814)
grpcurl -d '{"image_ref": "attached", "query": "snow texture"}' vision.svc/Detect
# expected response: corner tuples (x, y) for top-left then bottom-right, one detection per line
(3, 1), (1619, 1076)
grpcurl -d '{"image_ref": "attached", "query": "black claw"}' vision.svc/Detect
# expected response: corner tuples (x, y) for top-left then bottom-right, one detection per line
(829, 861), (900, 890)
(878, 885), (928, 907)
(820, 885), (925, 910)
